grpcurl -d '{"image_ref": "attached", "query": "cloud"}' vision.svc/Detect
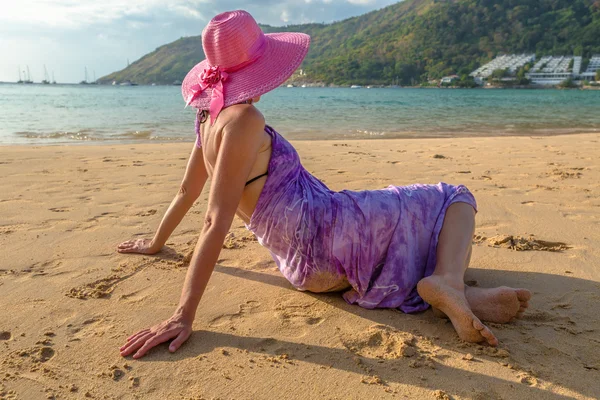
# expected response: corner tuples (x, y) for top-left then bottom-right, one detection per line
(0, 0), (400, 82)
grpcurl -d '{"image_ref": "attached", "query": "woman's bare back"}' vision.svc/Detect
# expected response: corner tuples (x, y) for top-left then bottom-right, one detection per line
(199, 103), (272, 224)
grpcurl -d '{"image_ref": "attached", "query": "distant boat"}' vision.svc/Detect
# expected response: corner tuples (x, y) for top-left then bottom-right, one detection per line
(41, 65), (50, 84)
(286, 84), (294, 88)
(119, 80), (138, 86)
(79, 67), (89, 84)
(51, 72), (57, 84)
(301, 84), (307, 88)
(17, 66), (23, 84)
(151, 83), (156, 86)
(173, 80), (182, 86)
(23, 66), (33, 84)
(350, 85), (362, 89)
(112, 81), (117, 86)
(90, 70), (98, 85)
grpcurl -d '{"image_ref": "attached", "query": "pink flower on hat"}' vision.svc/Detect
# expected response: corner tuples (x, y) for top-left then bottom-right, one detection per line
(200, 66), (227, 86)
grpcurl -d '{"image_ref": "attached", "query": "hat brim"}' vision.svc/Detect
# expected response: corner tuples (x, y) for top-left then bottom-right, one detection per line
(182, 32), (310, 109)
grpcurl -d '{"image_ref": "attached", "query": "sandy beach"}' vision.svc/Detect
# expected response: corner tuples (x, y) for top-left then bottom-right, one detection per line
(1, 133), (599, 400)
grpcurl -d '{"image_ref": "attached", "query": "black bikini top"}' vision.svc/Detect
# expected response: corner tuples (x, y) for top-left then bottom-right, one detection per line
(245, 171), (268, 186)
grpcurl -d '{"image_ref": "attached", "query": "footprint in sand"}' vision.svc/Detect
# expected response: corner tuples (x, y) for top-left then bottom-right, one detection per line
(0, 331), (12, 340)
(473, 234), (570, 252)
(10, 345), (55, 364)
(49, 207), (71, 213)
(66, 260), (151, 299)
(518, 373), (538, 386)
(209, 300), (261, 327)
(136, 209), (157, 217)
(544, 168), (583, 180)
(273, 296), (328, 335)
(339, 324), (420, 360)
(222, 232), (258, 249)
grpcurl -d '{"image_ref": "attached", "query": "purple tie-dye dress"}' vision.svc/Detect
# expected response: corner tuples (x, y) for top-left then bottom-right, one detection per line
(196, 117), (478, 313)
(241, 126), (478, 313)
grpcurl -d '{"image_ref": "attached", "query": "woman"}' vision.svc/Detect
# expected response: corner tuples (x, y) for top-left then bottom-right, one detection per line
(118, 10), (530, 359)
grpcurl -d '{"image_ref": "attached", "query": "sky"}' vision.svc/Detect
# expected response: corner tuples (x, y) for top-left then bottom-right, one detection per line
(0, 0), (400, 83)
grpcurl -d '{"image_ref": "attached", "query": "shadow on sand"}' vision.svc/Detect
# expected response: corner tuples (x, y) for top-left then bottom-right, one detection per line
(134, 262), (599, 399)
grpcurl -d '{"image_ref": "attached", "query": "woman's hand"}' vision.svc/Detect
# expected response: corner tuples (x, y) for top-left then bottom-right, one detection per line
(119, 314), (193, 359)
(117, 238), (161, 255)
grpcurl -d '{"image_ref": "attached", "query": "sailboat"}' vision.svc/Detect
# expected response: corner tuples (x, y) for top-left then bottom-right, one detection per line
(42, 65), (50, 84)
(51, 72), (57, 84)
(24, 66), (33, 84)
(90, 70), (98, 85)
(389, 76), (400, 88)
(79, 67), (89, 84)
(17, 66), (23, 84)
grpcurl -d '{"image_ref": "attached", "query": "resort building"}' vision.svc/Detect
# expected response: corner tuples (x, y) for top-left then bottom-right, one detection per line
(471, 54), (599, 85)
(580, 55), (600, 81)
(441, 75), (459, 84)
(526, 56), (578, 85)
(470, 54), (535, 79)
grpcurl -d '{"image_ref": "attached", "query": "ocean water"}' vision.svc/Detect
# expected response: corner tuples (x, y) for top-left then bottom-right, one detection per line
(1, 83), (599, 145)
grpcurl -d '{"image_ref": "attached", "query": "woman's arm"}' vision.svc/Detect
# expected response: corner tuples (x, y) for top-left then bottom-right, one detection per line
(117, 143), (208, 254)
(120, 107), (266, 358)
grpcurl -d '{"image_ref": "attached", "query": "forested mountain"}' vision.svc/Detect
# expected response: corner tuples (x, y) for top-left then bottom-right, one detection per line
(99, 0), (600, 85)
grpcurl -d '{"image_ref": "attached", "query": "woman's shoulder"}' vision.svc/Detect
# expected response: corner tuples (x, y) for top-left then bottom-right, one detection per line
(220, 104), (265, 132)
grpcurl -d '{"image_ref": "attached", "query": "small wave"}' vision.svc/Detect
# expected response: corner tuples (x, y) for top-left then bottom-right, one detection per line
(116, 130), (153, 139)
(353, 129), (386, 137)
(14, 131), (101, 141)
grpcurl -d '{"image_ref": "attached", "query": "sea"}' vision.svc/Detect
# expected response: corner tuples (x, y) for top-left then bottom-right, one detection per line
(1, 83), (599, 145)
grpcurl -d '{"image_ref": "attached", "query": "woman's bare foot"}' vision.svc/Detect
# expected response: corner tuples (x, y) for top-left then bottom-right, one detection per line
(417, 275), (499, 346)
(432, 286), (531, 323)
(465, 286), (531, 323)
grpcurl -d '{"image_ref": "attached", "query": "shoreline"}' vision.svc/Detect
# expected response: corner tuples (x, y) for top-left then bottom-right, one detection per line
(2, 129), (599, 147)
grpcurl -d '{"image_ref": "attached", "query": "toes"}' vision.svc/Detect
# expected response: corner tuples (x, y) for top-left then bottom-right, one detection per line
(516, 289), (532, 302)
(472, 318), (498, 346)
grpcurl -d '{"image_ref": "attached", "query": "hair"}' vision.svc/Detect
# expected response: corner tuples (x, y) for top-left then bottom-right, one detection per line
(197, 109), (209, 125)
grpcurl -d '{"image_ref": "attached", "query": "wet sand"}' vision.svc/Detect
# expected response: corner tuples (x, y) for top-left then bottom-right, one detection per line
(1, 133), (599, 399)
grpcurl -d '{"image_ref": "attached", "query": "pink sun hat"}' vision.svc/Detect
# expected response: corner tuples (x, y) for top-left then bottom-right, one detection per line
(182, 10), (311, 124)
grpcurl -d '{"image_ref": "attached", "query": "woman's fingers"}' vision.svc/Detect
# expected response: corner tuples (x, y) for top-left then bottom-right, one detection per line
(117, 239), (153, 254)
(120, 332), (154, 357)
(118, 247), (139, 254)
(126, 328), (150, 342)
(169, 329), (192, 353)
(132, 332), (175, 359)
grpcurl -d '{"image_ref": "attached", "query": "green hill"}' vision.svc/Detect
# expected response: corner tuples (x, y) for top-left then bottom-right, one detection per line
(99, 0), (600, 85)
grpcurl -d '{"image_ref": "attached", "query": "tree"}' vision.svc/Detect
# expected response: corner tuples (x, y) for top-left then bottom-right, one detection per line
(558, 78), (577, 88)
(491, 69), (508, 79)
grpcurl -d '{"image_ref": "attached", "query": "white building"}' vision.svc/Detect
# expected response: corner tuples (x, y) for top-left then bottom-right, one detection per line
(471, 54), (600, 85)
(470, 54), (535, 79)
(441, 75), (459, 84)
(579, 55), (600, 81)
(526, 56), (578, 85)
